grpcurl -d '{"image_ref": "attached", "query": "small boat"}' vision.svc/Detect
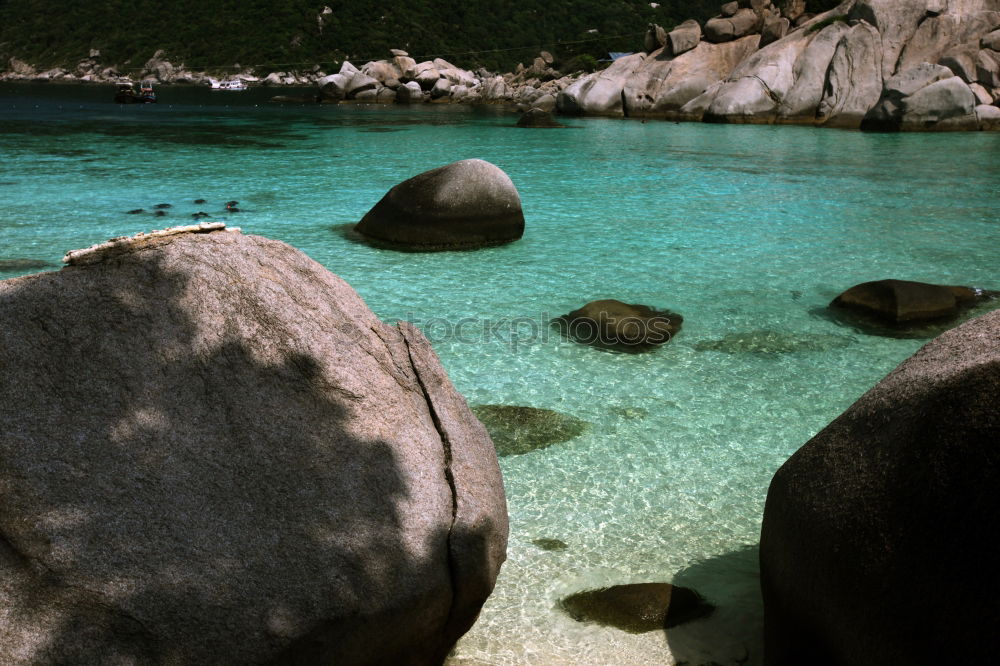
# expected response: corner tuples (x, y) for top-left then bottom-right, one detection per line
(139, 80), (157, 103)
(114, 80), (157, 104)
(208, 78), (248, 91)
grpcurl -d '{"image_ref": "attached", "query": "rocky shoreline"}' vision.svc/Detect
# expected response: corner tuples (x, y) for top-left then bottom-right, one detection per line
(0, 47), (583, 109)
(4, 0), (999, 129)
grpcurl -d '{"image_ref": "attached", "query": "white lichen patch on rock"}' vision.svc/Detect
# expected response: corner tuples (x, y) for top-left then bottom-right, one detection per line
(62, 222), (240, 266)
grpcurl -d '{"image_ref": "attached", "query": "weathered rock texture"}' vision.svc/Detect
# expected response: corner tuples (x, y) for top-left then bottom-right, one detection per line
(557, 0), (1000, 130)
(831, 278), (991, 322)
(0, 227), (508, 665)
(355, 159), (525, 250)
(761, 308), (1000, 664)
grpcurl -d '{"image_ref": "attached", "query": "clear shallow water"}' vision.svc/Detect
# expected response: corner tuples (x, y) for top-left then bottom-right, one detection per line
(2, 82), (999, 664)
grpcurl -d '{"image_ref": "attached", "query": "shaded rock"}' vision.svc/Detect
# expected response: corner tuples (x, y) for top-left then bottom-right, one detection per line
(977, 102), (1000, 128)
(704, 9), (763, 43)
(346, 71), (378, 98)
(939, 47), (979, 83)
(645, 23), (668, 53)
(760, 308), (1000, 665)
(817, 21), (885, 128)
(777, 20), (853, 121)
(779, 0), (807, 21)
(983, 28), (1000, 50)
(830, 279), (995, 330)
(557, 52), (646, 116)
(0, 228), (507, 665)
(415, 67), (442, 90)
(430, 77), (452, 98)
(862, 62), (956, 130)
(559, 583), (714, 633)
(516, 108), (565, 127)
(355, 159), (524, 250)
(318, 73), (349, 100)
(668, 19), (703, 56)
(722, 1), (740, 17)
(969, 82), (994, 104)
(397, 81), (425, 103)
(899, 75), (978, 129)
(531, 538), (569, 552)
(470, 404), (589, 457)
(897, 10), (1000, 75)
(694, 330), (856, 354)
(554, 299), (682, 351)
(760, 16), (790, 47)
(0, 258), (55, 272)
(626, 36), (761, 117)
(976, 48), (1000, 88)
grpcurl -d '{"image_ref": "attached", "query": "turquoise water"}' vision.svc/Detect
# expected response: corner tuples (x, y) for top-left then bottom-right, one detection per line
(3, 82), (999, 664)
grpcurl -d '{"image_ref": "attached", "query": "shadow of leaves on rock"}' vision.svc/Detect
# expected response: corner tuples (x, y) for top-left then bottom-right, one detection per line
(0, 246), (497, 664)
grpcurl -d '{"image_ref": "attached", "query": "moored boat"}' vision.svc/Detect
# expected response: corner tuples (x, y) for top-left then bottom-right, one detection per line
(208, 78), (247, 91)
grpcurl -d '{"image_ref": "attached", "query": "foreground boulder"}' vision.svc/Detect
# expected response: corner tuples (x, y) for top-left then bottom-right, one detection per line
(0, 225), (508, 664)
(760, 308), (1000, 665)
(554, 299), (683, 351)
(355, 159), (525, 250)
(830, 279), (994, 327)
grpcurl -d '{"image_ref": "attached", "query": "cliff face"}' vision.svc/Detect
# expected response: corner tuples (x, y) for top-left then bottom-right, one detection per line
(558, 0), (1000, 130)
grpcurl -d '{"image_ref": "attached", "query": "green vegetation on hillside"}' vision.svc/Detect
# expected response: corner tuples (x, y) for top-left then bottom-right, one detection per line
(0, 0), (844, 75)
(0, 0), (715, 74)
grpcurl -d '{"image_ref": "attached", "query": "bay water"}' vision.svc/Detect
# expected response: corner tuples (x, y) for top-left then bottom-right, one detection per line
(2, 82), (999, 665)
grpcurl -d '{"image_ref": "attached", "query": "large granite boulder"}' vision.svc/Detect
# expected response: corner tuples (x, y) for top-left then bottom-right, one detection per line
(554, 299), (683, 352)
(0, 226), (508, 664)
(760, 308), (1000, 665)
(355, 159), (525, 250)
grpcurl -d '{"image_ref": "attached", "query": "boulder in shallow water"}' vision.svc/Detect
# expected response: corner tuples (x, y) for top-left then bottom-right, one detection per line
(560, 583), (714, 633)
(554, 299), (682, 351)
(761, 308), (1000, 665)
(830, 279), (994, 326)
(0, 226), (508, 664)
(355, 159), (525, 250)
(470, 404), (589, 457)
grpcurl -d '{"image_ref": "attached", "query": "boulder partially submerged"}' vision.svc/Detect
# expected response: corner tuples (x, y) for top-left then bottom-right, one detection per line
(829, 279), (996, 334)
(554, 299), (683, 351)
(761, 308), (1000, 664)
(355, 159), (525, 250)
(0, 225), (508, 664)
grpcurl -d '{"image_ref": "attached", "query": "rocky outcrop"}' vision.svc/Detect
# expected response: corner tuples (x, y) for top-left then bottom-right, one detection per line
(355, 159), (525, 250)
(760, 308), (1000, 665)
(556, 0), (1000, 130)
(0, 226), (508, 664)
(516, 107), (565, 127)
(554, 299), (683, 351)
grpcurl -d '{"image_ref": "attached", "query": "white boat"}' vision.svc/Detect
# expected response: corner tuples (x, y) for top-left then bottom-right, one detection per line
(208, 78), (248, 91)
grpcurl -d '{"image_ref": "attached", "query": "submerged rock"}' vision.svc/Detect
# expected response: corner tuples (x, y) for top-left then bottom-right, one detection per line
(531, 538), (569, 552)
(694, 330), (856, 353)
(554, 299), (682, 352)
(761, 308), (1000, 665)
(516, 107), (565, 127)
(355, 159), (525, 250)
(559, 583), (714, 633)
(0, 227), (507, 664)
(470, 404), (589, 457)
